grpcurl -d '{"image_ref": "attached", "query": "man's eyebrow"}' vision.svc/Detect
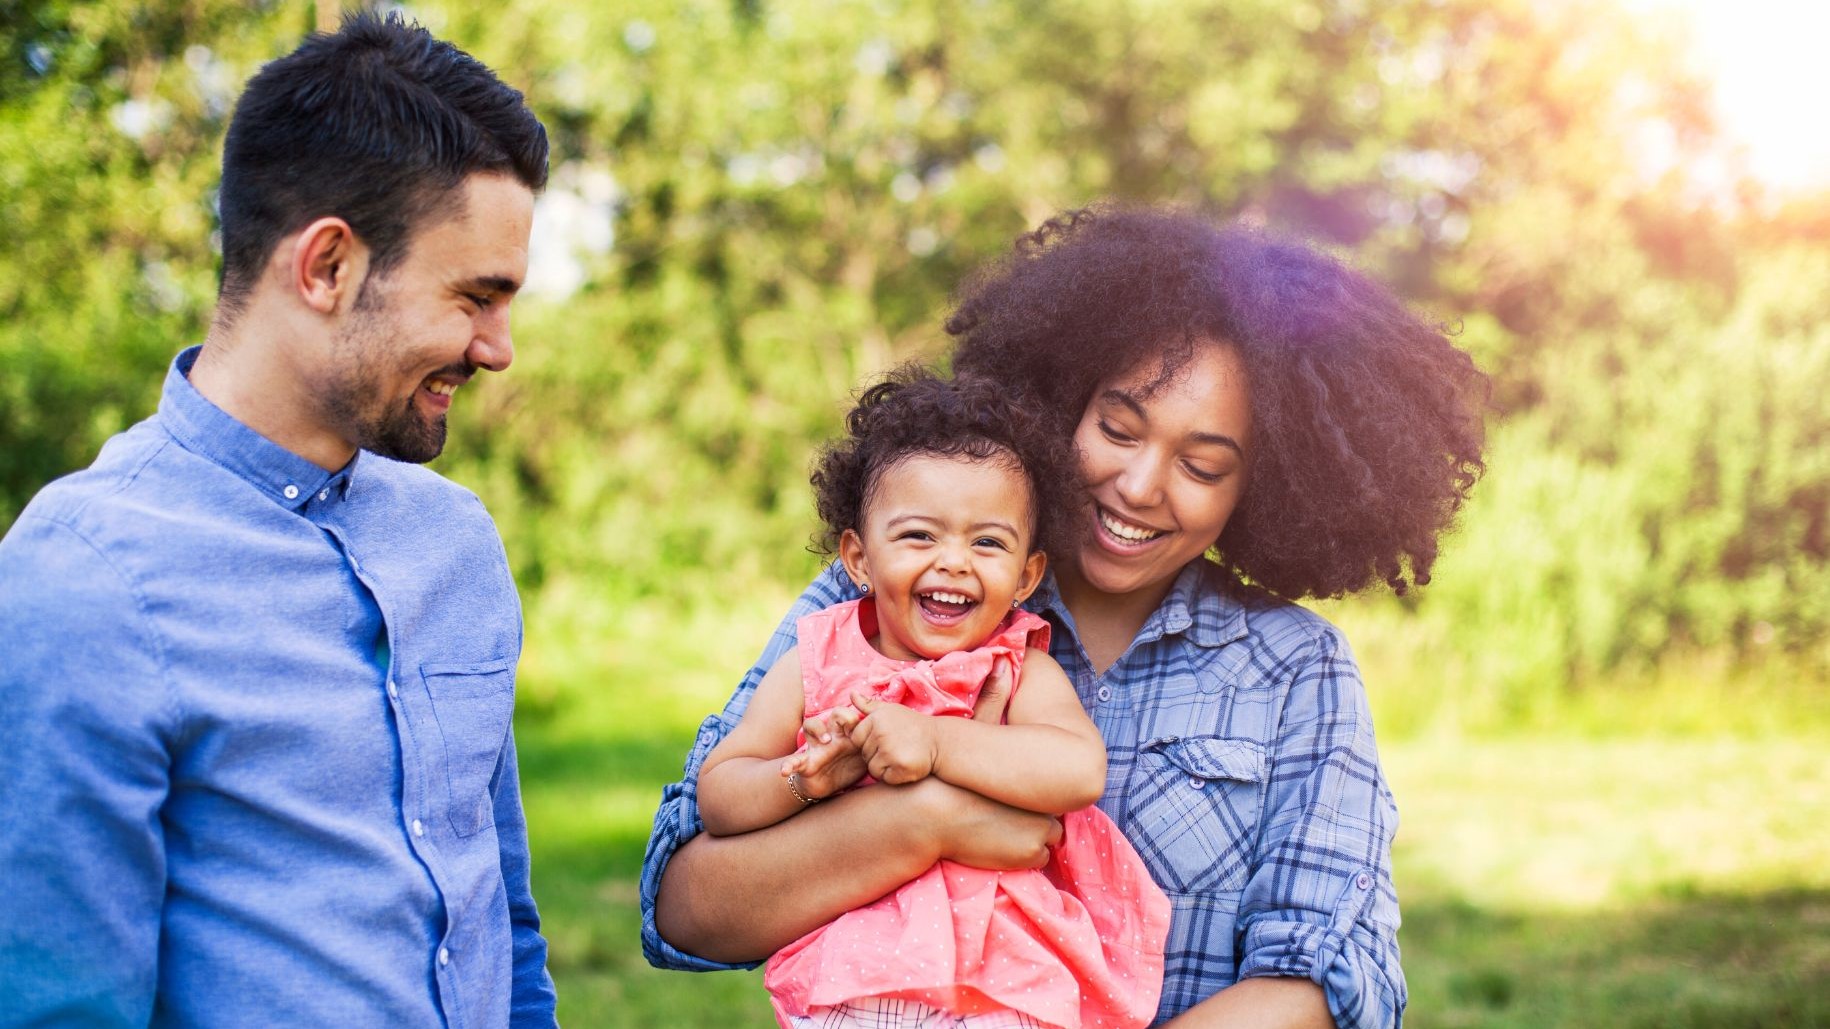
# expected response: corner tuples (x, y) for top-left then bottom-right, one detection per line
(459, 275), (522, 295)
(1101, 388), (1244, 456)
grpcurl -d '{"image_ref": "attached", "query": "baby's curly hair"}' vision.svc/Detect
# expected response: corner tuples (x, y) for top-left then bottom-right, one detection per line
(811, 366), (1082, 560)
(948, 204), (1489, 599)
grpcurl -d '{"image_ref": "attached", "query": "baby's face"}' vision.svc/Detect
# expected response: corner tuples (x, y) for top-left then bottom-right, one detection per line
(842, 453), (1046, 662)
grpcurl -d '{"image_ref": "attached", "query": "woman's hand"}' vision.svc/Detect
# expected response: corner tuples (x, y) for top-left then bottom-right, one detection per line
(969, 655), (1015, 724)
(847, 692), (940, 784)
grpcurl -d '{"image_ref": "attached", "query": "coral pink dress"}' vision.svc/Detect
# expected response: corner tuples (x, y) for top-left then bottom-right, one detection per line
(764, 599), (1171, 1029)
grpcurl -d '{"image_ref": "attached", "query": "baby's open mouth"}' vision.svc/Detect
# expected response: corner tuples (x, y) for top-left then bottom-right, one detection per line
(917, 589), (977, 620)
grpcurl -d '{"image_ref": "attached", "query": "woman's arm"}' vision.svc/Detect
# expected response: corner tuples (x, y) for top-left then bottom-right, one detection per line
(846, 649), (1106, 815)
(656, 775), (1063, 962)
(1224, 623), (1404, 1029)
(1160, 978), (1334, 1029)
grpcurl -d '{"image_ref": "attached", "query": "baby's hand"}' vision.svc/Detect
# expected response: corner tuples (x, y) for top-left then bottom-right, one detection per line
(847, 691), (939, 785)
(782, 708), (866, 799)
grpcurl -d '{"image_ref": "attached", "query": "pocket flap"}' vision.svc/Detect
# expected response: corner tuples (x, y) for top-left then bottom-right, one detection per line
(1149, 735), (1266, 782)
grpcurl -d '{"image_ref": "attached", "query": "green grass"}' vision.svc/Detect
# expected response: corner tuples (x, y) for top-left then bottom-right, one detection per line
(516, 597), (1830, 1027)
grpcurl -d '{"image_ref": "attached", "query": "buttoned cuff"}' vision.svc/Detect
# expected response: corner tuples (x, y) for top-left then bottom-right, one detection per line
(639, 716), (762, 972)
(1237, 868), (1406, 1029)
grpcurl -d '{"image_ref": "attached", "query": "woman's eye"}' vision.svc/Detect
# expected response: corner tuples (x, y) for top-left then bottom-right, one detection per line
(1184, 463), (1225, 484)
(1097, 419), (1134, 444)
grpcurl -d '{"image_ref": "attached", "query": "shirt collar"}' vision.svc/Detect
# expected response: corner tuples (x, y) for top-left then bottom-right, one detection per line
(158, 346), (357, 511)
(1027, 560), (1248, 650)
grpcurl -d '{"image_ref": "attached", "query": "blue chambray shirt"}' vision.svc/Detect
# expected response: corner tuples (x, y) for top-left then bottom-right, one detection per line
(641, 560), (1405, 1029)
(0, 347), (556, 1027)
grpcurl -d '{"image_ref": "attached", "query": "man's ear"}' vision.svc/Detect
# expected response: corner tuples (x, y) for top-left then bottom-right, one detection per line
(288, 216), (368, 315)
(837, 528), (871, 594)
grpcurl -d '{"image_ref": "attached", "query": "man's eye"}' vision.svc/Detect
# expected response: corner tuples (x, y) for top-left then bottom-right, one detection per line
(465, 292), (494, 309)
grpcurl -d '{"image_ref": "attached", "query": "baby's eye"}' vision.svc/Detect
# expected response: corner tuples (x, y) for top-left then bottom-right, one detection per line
(973, 537), (1011, 551)
(896, 530), (934, 542)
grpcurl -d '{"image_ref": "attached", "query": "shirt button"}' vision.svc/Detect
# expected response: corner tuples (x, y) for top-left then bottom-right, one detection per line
(1188, 776), (1206, 790)
(411, 819), (425, 838)
(1096, 685), (1112, 703)
(387, 679), (399, 700)
(282, 484), (299, 500)
(438, 946), (451, 967)
(317, 489), (328, 501)
(1356, 872), (1373, 890)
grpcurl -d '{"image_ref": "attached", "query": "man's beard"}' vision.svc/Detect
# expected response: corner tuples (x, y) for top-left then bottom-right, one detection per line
(321, 284), (461, 465)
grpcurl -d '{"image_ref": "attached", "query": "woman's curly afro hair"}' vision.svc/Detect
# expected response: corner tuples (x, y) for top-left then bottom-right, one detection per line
(948, 204), (1490, 600)
(810, 365), (1083, 560)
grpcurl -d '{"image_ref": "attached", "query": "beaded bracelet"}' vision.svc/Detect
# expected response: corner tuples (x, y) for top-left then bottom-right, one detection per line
(786, 772), (821, 806)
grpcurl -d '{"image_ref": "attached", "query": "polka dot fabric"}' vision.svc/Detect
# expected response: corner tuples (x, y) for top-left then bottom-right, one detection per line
(765, 600), (1170, 1029)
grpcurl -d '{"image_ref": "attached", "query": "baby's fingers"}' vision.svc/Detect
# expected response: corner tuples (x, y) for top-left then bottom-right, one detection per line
(801, 713), (835, 745)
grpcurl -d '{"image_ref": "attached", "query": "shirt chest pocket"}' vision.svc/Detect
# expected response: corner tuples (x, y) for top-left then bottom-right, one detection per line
(1124, 735), (1267, 895)
(420, 659), (517, 837)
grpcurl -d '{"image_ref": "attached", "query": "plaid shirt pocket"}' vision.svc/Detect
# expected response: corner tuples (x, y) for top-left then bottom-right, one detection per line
(1124, 735), (1268, 894)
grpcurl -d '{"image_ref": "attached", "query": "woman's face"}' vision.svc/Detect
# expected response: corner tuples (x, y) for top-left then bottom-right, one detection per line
(1067, 343), (1253, 600)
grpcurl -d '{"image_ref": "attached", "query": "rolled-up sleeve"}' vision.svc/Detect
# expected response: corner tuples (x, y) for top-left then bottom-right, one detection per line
(639, 562), (857, 971)
(1235, 628), (1406, 1029)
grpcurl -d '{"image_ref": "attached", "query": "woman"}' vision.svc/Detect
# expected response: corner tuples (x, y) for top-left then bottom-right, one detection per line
(641, 205), (1488, 1028)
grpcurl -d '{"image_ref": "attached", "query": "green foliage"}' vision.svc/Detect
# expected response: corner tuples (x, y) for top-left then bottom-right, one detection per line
(3, 1), (1826, 720)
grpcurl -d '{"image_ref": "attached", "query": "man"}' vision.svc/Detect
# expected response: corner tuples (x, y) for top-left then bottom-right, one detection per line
(0, 14), (555, 1026)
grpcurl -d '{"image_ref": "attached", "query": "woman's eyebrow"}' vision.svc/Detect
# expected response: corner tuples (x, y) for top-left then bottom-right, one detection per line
(1102, 388), (1244, 456)
(1190, 430), (1244, 456)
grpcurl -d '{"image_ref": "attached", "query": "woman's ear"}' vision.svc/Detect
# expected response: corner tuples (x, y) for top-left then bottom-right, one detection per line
(1013, 549), (1047, 605)
(837, 528), (871, 594)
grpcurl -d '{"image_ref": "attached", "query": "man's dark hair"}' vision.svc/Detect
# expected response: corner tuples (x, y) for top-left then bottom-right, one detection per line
(810, 366), (1082, 560)
(949, 204), (1490, 600)
(216, 11), (548, 317)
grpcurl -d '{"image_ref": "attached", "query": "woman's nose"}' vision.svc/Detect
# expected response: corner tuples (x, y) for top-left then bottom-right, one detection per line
(1114, 451), (1166, 509)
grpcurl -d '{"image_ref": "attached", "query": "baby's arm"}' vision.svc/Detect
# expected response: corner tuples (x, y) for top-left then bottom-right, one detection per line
(848, 649), (1106, 815)
(698, 649), (864, 836)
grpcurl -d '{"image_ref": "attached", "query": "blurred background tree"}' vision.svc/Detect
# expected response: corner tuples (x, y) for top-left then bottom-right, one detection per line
(4, 1), (1826, 1023)
(7, 0), (1820, 717)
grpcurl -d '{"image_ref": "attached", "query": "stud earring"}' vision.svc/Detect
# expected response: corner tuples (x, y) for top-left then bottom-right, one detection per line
(859, 582), (871, 595)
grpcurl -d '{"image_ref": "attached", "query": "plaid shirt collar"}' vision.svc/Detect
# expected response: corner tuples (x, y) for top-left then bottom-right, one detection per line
(1028, 560), (1248, 651)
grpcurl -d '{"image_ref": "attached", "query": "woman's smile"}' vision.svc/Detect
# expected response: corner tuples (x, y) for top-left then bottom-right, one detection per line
(1067, 344), (1253, 604)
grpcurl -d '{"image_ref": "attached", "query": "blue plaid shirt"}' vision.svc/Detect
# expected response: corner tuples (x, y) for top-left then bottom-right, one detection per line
(641, 560), (1404, 1028)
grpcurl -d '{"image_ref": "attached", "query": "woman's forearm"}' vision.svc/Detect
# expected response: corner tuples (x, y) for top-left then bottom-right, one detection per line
(653, 777), (1060, 963)
(1161, 977), (1335, 1029)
